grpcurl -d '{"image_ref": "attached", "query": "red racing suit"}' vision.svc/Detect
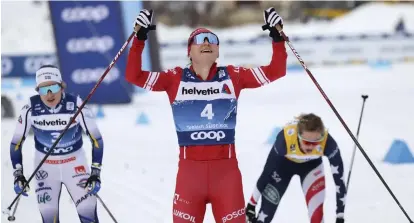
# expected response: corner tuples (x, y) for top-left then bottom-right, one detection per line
(125, 37), (287, 223)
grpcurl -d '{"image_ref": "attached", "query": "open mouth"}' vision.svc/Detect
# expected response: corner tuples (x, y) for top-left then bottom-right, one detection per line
(305, 148), (313, 153)
(201, 49), (212, 53)
(47, 98), (55, 103)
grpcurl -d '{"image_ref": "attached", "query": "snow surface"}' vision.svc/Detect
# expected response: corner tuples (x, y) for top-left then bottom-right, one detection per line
(1, 1), (414, 222)
(1, 64), (414, 222)
(1, 2), (414, 54)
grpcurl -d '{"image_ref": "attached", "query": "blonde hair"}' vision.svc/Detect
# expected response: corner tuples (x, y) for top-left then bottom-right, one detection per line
(296, 113), (325, 135)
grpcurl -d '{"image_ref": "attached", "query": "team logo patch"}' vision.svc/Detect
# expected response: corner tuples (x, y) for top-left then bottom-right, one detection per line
(263, 184), (280, 205)
(221, 84), (231, 94)
(77, 178), (88, 188)
(219, 70), (226, 78)
(290, 144), (296, 152)
(74, 165), (86, 174)
(66, 102), (74, 111)
(35, 170), (48, 180)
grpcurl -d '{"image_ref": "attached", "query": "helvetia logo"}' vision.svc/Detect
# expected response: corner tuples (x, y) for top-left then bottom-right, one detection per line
(221, 84), (231, 94)
(182, 87), (220, 95)
(34, 119), (68, 126)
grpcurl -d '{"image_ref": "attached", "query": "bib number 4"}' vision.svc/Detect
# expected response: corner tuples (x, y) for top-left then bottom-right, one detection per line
(201, 103), (214, 120)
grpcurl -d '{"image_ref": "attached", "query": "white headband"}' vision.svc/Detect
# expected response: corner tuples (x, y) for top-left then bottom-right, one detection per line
(35, 67), (62, 87)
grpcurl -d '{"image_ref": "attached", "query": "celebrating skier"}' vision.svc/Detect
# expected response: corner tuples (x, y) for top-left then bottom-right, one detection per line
(126, 7), (287, 222)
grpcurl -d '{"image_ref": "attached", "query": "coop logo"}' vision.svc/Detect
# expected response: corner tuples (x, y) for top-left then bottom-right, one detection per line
(44, 146), (74, 154)
(1, 57), (13, 75)
(71, 67), (119, 84)
(66, 36), (114, 54)
(34, 119), (68, 126)
(181, 87), (220, 95)
(190, 131), (225, 141)
(222, 208), (245, 223)
(61, 5), (109, 23)
(24, 56), (57, 74)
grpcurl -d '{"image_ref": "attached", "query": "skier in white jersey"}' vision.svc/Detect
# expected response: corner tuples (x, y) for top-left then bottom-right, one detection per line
(9, 65), (104, 223)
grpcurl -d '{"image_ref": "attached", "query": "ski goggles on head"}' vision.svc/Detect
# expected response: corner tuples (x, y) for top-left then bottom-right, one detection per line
(191, 32), (219, 45)
(298, 134), (324, 146)
(38, 84), (61, 95)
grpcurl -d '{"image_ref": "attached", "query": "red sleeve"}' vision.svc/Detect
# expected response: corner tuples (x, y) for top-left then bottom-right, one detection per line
(228, 41), (287, 90)
(125, 38), (180, 92)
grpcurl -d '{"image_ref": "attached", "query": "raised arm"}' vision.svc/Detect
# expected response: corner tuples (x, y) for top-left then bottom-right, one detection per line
(228, 7), (287, 90)
(125, 10), (179, 92)
(228, 41), (287, 89)
(125, 38), (179, 92)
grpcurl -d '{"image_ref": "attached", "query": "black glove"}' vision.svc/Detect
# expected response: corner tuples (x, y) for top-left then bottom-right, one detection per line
(263, 7), (284, 42)
(84, 166), (101, 195)
(336, 217), (345, 223)
(134, 9), (154, 40)
(13, 169), (29, 196)
(246, 203), (257, 223)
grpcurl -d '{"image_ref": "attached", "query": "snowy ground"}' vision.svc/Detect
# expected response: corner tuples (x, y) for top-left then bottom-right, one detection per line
(1, 63), (414, 222)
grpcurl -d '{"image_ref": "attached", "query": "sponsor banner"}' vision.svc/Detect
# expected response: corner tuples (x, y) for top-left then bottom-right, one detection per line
(120, 1), (151, 71)
(120, 1), (152, 93)
(49, 1), (133, 104)
(1, 54), (58, 78)
(159, 34), (414, 70)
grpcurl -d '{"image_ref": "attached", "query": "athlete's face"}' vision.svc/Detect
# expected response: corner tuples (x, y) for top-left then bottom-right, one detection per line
(38, 81), (63, 108)
(189, 36), (219, 64)
(298, 131), (324, 154)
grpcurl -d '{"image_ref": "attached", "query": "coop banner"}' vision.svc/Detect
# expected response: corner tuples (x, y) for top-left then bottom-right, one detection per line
(1, 54), (58, 78)
(49, 1), (132, 104)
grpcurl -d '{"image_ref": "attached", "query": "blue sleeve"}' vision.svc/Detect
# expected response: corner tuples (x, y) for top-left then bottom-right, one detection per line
(324, 134), (347, 216)
(256, 131), (286, 192)
(79, 110), (104, 165)
(10, 104), (32, 170)
(76, 97), (104, 166)
(271, 130), (287, 156)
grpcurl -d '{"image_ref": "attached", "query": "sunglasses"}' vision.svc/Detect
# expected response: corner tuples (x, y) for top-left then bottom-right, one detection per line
(38, 84), (61, 96)
(192, 33), (219, 45)
(298, 134), (324, 146)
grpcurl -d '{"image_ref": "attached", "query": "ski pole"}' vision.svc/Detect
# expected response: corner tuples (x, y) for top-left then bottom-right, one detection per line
(346, 95), (369, 190)
(96, 194), (118, 223)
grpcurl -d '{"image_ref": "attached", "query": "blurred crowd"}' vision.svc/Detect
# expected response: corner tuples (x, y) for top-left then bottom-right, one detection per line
(149, 0), (411, 27)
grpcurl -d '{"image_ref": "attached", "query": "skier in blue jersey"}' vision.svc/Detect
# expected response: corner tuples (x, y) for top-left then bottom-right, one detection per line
(9, 65), (104, 223)
(246, 113), (347, 223)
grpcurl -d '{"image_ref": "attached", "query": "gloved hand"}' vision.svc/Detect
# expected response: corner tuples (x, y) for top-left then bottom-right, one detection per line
(84, 165), (101, 195)
(134, 9), (154, 40)
(245, 203), (257, 223)
(336, 217), (345, 223)
(263, 7), (284, 42)
(13, 169), (29, 196)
